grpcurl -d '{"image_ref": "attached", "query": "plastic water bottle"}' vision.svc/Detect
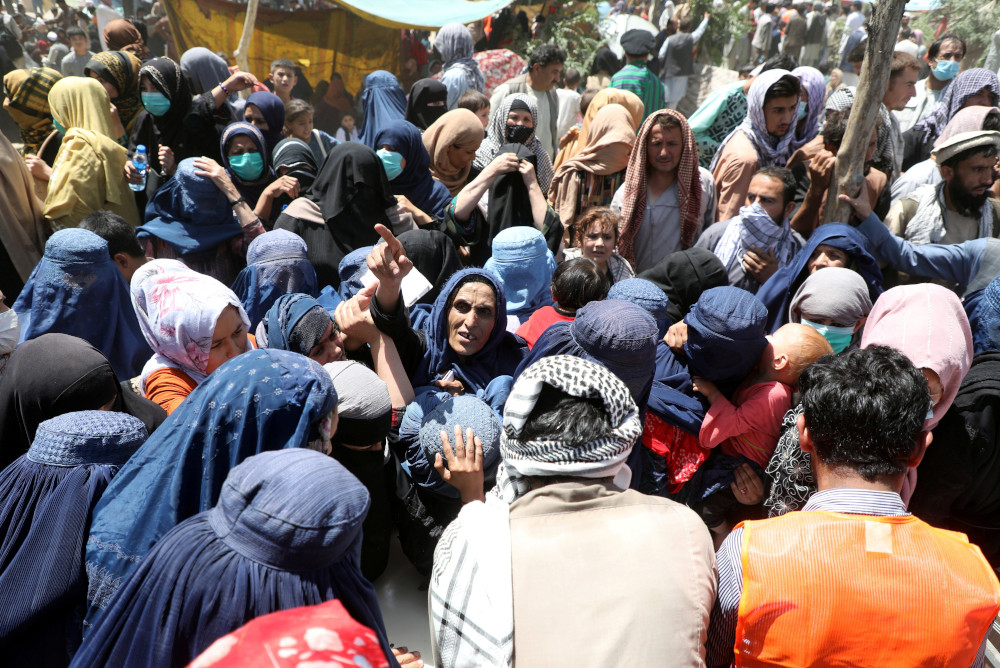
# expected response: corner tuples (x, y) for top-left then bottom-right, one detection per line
(129, 145), (148, 192)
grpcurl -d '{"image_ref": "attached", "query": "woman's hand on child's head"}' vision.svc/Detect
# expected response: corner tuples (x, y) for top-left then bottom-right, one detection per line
(434, 424), (485, 504)
(731, 463), (765, 505)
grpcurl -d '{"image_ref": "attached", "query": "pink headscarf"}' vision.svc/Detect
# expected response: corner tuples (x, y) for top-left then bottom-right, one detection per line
(860, 283), (973, 432)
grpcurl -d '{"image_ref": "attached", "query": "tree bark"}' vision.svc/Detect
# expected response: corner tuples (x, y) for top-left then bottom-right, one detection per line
(821, 0), (907, 224)
(234, 0), (260, 92)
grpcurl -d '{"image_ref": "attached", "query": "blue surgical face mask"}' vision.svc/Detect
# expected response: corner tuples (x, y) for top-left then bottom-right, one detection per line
(797, 102), (807, 121)
(53, 119), (66, 136)
(932, 59), (960, 82)
(376, 148), (404, 181)
(228, 151), (264, 181)
(140, 91), (171, 117)
(801, 318), (854, 354)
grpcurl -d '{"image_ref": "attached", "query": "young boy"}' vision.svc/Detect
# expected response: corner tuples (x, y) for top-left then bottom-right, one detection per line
(60, 25), (92, 77)
(691, 322), (832, 540)
(515, 257), (610, 347)
(456, 89), (490, 130)
(269, 58), (298, 105)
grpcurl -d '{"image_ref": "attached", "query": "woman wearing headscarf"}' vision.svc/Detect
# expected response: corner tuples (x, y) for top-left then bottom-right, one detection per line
(41, 77), (139, 229)
(614, 109), (711, 272)
(787, 266), (872, 353)
(484, 226), (556, 330)
(789, 65), (825, 152)
(903, 68), (1000, 171)
(374, 119), (452, 219)
(0, 411), (147, 667)
(179, 46), (245, 119)
(711, 69), (801, 222)
(451, 94), (560, 265)
(274, 143), (401, 288)
(357, 70), (407, 150)
(84, 50), (142, 134)
(231, 230), (319, 329)
(80, 353), (340, 635)
(313, 72), (355, 135)
(189, 599), (393, 668)
(370, 263), (526, 394)
(0, 333), (167, 469)
(220, 121), (298, 225)
(548, 103), (636, 233)
(637, 246), (728, 326)
(588, 46), (623, 88)
(3, 67), (62, 163)
(0, 129), (46, 290)
(434, 22), (486, 110)
(430, 355), (714, 668)
(102, 18), (149, 59)
(765, 283), (973, 516)
(137, 156), (265, 285)
(756, 222), (883, 333)
(272, 136), (319, 190)
(12, 228), (151, 379)
(129, 259), (255, 414)
(909, 275), (1000, 569)
(422, 108), (484, 196)
(405, 78), (448, 130)
(256, 293), (346, 366)
(243, 90), (285, 158)
(552, 87), (643, 171)
(128, 57), (256, 199)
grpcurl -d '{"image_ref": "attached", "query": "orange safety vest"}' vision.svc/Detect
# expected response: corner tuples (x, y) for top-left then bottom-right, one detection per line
(734, 511), (1000, 667)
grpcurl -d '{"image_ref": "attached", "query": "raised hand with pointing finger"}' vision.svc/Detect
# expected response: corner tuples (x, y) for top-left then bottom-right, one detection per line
(367, 223), (413, 314)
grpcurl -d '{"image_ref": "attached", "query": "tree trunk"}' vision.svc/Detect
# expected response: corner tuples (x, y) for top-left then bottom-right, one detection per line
(821, 0), (907, 224)
(234, 0), (260, 92)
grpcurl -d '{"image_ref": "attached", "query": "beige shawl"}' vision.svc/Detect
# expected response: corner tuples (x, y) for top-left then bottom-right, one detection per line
(422, 108), (484, 196)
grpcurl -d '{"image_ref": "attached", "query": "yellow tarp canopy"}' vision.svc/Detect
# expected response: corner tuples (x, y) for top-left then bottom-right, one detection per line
(164, 0), (400, 95)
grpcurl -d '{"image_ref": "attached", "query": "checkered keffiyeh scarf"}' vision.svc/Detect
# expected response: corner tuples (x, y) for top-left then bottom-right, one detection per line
(915, 68), (1000, 146)
(493, 355), (641, 502)
(617, 109), (702, 265)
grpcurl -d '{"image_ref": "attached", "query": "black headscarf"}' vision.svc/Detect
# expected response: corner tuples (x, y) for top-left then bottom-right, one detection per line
(911, 350), (1000, 568)
(306, 142), (397, 274)
(0, 333), (166, 469)
(590, 46), (623, 76)
(273, 137), (318, 190)
(405, 78), (448, 130)
(137, 57), (192, 154)
(396, 229), (463, 304)
(637, 247), (728, 326)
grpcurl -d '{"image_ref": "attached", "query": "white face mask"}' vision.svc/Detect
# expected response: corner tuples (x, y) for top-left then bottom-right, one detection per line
(0, 309), (20, 355)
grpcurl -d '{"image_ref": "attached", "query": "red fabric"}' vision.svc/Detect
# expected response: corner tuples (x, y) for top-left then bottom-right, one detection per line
(643, 412), (710, 493)
(699, 380), (793, 467)
(617, 109), (702, 264)
(515, 306), (574, 348)
(186, 599), (390, 668)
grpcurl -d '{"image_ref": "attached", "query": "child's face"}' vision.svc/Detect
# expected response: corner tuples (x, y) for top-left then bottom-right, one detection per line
(286, 113), (313, 141)
(759, 330), (798, 385)
(271, 66), (298, 92)
(474, 106), (490, 129)
(70, 34), (87, 52)
(341, 114), (354, 131)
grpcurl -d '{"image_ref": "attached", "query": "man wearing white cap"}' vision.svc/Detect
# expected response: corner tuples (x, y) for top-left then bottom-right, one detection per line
(883, 131), (1000, 280)
(841, 132), (1000, 296)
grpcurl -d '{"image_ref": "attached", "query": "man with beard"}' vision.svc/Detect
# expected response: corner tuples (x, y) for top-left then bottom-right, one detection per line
(887, 131), (1000, 248)
(789, 111), (887, 236)
(696, 166), (803, 292)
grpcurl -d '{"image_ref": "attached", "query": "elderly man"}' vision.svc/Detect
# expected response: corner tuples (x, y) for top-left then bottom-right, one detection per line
(707, 345), (1000, 667)
(430, 355), (716, 668)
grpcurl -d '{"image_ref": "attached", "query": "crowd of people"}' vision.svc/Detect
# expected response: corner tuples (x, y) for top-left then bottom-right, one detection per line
(1, 0), (1000, 666)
